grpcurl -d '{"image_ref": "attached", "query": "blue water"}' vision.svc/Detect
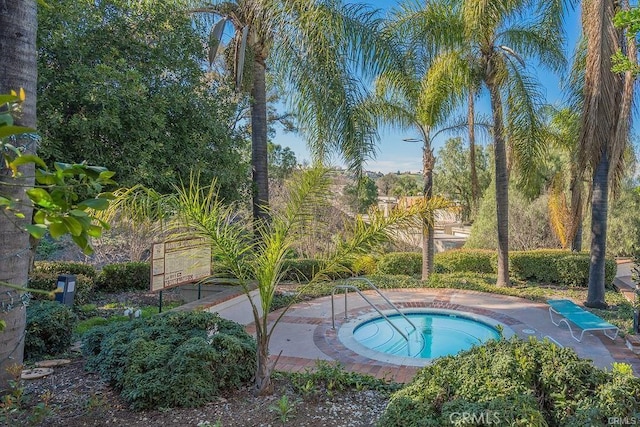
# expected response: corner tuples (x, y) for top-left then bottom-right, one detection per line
(353, 313), (500, 359)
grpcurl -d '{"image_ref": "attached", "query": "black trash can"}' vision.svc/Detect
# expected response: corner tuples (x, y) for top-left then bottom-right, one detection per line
(55, 274), (76, 306)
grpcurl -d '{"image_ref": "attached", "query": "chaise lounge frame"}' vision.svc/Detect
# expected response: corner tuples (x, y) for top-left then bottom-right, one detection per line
(547, 299), (619, 343)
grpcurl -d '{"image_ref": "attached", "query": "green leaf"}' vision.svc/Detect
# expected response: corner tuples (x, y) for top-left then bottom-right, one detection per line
(10, 154), (47, 169)
(0, 125), (34, 138)
(69, 209), (89, 217)
(86, 224), (103, 238)
(98, 170), (116, 180)
(26, 188), (55, 207)
(25, 224), (48, 239)
(0, 113), (13, 127)
(77, 198), (110, 210)
(62, 216), (83, 236)
(0, 95), (19, 105)
(72, 233), (93, 255)
(33, 210), (46, 224)
(49, 221), (66, 239)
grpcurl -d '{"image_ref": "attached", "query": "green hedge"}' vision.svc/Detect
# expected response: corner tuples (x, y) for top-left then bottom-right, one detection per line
(95, 262), (150, 292)
(33, 261), (97, 279)
(28, 272), (94, 305)
(377, 252), (422, 276)
(434, 249), (496, 274)
(82, 311), (255, 410)
(510, 250), (616, 287)
(379, 338), (640, 426)
(280, 259), (351, 282)
(25, 301), (78, 359)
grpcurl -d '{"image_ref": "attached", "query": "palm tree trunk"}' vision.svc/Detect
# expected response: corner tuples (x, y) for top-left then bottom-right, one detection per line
(569, 171), (583, 252)
(420, 128), (435, 281)
(250, 57), (270, 223)
(468, 91), (479, 217)
(0, 0), (38, 392)
(585, 150), (609, 308)
(487, 79), (510, 287)
(253, 324), (272, 396)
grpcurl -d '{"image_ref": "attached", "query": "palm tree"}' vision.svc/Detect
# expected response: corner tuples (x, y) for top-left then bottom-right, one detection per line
(428, 0), (566, 286)
(190, 1), (399, 223)
(108, 168), (433, 394)
(370, 0), (470, 280)
(0, 0), (38, 389)
(579, 0), (635, 308)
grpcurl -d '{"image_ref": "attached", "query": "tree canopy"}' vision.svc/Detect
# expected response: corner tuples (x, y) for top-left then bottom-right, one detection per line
(37, 0), (248, 198)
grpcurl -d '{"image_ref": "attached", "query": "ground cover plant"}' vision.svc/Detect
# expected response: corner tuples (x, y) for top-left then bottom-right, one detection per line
(378, 338), (640, 426)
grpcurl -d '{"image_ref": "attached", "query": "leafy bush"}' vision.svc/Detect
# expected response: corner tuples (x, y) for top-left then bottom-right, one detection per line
(510, 250), (616, 287)
(434, 249), (496, 274)
(33, 261), (97, 279)
(82, 311), (256, 410)
(95, 262), (150, 292)
(377, 252), (422, 276)
(465, 185), (560, 250)
(28, 271), (94, 305)
(351, 255), (378, 275)
(379, 338), (640, 426)
(25, 301), (78, 359)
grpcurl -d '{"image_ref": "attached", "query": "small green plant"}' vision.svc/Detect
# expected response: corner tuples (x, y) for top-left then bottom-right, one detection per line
(0, 364), (25, 421)
(287, 360), (401, 401)
(269, 395), (296, 425)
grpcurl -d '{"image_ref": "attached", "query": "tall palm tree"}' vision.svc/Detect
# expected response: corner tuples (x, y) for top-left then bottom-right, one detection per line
(191, 1), (399, 222)
(418, 1), (565, 286)
(372, 0), (482, 280)
(0, 0), (38, 390)
(580, 0), (635, 308)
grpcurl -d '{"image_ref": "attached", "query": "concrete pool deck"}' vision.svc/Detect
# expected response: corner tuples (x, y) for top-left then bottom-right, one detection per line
(201, 274), (640, 383)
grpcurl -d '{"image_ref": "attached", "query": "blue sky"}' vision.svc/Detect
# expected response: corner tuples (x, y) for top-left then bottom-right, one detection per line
(272, 1), (583, 174)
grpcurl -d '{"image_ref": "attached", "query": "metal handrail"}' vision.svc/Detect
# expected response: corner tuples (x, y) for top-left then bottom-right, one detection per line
(330, 277), (417, 342)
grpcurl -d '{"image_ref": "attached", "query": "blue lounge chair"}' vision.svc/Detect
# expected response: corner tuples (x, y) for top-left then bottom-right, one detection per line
(547, 299), (619, 342)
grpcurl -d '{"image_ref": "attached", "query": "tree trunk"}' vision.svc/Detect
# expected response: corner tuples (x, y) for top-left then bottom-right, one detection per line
(250, 58), (270, 224)
(420, 128), (434, 281)
(0, 0), (38, 392)
(253, 325), (272, 396)
(569, 171), (583, 252)
(468, 91), (479, 218)
(487, 79), (510, 287)
(585, 150), (609, 308)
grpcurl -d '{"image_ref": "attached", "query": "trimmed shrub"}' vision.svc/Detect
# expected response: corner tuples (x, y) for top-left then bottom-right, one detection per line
(379, 338), (640, 426)
(280, 259), (351, 282)
(25, 300), (78, 359)
(82, 311), (255, 410)
(33, 261), (97, 279)
(377, 252), (422, 276)
(95, 262), (150, 292)
(510, 250), (616, 287)
(28, 271), (94, 305)
(434, 249), (496, 274)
